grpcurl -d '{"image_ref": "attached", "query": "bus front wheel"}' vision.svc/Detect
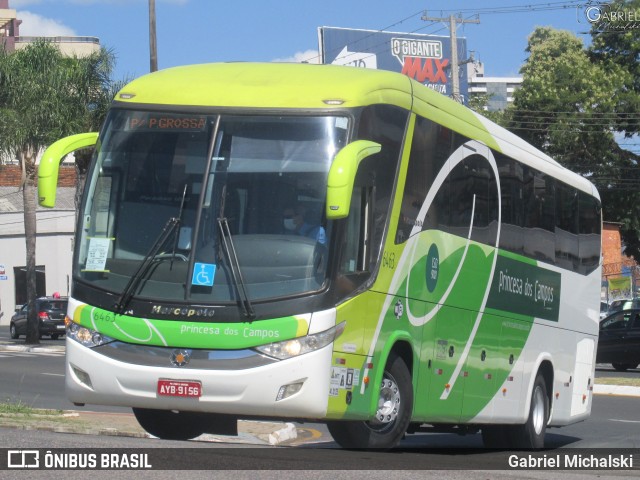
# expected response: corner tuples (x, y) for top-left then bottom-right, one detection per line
(132, 408), (205, 440)
(327, 352), (413, 449)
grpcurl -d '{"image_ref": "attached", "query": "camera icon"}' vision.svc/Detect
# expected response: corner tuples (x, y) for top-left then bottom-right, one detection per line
(7, 450), (40, 469)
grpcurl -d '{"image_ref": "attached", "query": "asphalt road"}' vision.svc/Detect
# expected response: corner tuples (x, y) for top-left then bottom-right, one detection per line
(1, 325), (639, 449)
(1, 329), (639, 477)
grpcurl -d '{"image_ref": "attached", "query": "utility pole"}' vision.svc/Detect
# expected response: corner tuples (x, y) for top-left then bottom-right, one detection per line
(421, 12), (479, 102)
(149, 0), (158, 72)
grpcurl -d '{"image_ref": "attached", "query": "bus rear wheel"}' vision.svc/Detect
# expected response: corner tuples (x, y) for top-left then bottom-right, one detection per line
(511, 373), (549, 449)
(327, 352), (412, 449)
(133, 408), (206, 440)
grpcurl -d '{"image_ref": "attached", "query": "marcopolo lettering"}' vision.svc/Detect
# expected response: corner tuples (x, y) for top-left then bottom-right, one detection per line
(151, 305), (215, 318)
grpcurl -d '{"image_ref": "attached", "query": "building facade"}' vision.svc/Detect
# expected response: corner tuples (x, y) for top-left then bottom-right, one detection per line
(601, 221), (639, 302)
(1, 0), (99, 55)
(0, 167), (77, 325)
(467, 61), (523, 111)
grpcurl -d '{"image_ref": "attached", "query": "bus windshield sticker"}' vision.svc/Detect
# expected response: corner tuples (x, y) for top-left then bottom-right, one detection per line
(192, 262), (216, 287)
(84, 237), (112, 272)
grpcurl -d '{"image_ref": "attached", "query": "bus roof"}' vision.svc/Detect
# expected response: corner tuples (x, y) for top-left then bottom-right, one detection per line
(114, 62), (598, 199)
(115, 62), (414, 110)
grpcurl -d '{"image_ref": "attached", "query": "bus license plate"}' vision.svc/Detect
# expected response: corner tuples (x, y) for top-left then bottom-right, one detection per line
(157, 379), (202, 398)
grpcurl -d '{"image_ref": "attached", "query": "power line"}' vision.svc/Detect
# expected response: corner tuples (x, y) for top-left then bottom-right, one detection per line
(421, 13), (480, 102)
(433, 1), (585, 15)
(308, 1), (593, 74)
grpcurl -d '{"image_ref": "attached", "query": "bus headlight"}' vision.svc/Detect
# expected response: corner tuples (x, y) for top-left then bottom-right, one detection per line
(66, 318), (115, 347)
(254, 321), (345, 360)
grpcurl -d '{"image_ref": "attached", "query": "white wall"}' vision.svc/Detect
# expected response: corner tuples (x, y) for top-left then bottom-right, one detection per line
(0, 209), (75, 325)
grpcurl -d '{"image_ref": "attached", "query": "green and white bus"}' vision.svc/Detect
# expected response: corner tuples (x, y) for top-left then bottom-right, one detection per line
(38, 63), (601, 449)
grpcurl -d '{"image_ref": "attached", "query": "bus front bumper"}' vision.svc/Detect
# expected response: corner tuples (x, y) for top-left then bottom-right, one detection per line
(65, 338), (331, 418)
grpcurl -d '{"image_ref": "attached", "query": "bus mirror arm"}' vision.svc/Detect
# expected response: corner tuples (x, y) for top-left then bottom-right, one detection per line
(38, 132), (99, 208)
(326, 140), (381, 220)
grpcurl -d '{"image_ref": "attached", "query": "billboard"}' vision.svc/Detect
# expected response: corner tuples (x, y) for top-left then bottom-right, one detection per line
(608, 276), (632, 300)
(319, 26), (469, 103)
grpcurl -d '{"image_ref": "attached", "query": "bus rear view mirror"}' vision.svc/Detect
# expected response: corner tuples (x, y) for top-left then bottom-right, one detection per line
(326, 140), (381, 220)
(38, 132), (99, 208)
(178, 226), (192, 251)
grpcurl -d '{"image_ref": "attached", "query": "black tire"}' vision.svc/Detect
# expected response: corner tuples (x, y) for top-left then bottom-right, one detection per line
(9, 323), (18, 339)
(612, 363), (634, 372)
(132, 408), (206, 440)
(511, 373), (549, 449)
(327, 352), (413, 449)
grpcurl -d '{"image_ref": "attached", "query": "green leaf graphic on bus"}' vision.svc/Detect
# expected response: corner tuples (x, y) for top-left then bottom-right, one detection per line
(72, 303), (307, 349)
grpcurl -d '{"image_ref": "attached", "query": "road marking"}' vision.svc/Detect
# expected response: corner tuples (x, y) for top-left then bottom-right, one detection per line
(609, 419), (640, 424)
(40, 373), (65, 377)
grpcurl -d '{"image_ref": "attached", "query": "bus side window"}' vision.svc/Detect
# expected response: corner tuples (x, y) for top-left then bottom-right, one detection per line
(340, 185), (373, 275)
(496, 154), (524, 256)
(578, 192), (601, 275)
(396, 116), (451, 244)
(523, 168), (555, 264)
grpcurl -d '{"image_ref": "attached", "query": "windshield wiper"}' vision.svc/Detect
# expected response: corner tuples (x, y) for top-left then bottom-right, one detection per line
(217, 187), (255, 320)
(169, 184), (189, 270)
(114, 216), (180, 315)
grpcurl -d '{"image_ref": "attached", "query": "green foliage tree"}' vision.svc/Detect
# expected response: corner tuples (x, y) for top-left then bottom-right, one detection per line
(589, 0), (640, 137)
(467, 92), (511, 126)
(508, 26), (640, 258)
(0, 40), (116, 343)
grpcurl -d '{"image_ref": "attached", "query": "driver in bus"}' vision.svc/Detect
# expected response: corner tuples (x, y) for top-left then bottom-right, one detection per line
(282, 204), (326, 245)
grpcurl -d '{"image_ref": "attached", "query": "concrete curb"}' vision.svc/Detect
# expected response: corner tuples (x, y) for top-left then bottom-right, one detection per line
(267, 422), (298, 445)
(593, 384), (640, 397)
(0, 343), (65, 353)
(0, 411), (300, 446)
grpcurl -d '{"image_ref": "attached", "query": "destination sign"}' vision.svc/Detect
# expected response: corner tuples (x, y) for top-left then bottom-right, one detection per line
(127, 114), (207, 132)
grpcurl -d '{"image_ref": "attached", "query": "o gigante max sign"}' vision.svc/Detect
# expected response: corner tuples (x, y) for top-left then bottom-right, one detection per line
(391, 37), (450, 92)
(320, 28), (467, 101)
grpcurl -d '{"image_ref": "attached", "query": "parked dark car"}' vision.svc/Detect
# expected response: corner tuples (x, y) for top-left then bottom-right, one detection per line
(597, 309), (640, 371)
(607, 298), (640, 314)
(9, 297), (68, 340)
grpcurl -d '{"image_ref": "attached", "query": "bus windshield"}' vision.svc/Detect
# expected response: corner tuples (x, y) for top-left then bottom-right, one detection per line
(76, 109), (350, 305)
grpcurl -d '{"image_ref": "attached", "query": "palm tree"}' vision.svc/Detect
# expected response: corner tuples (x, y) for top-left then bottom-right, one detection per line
(0, 40), (116, 344)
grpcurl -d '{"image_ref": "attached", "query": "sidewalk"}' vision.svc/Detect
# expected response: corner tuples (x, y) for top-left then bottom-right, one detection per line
(0, 340), (298, 445)
(0, 408), (300, 445)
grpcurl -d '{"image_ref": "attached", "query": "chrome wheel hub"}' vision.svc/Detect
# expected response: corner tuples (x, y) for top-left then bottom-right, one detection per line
(372, 373), (401, 426)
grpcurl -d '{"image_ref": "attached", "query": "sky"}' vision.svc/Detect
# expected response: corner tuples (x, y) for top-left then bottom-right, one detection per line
(9, 0), (596, 81)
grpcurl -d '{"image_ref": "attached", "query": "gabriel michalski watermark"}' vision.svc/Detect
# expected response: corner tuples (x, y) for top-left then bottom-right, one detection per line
(579, 2), (640, 31)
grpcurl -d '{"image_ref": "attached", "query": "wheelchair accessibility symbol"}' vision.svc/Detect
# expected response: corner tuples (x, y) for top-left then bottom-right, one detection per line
(192, 263), (216, 287)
